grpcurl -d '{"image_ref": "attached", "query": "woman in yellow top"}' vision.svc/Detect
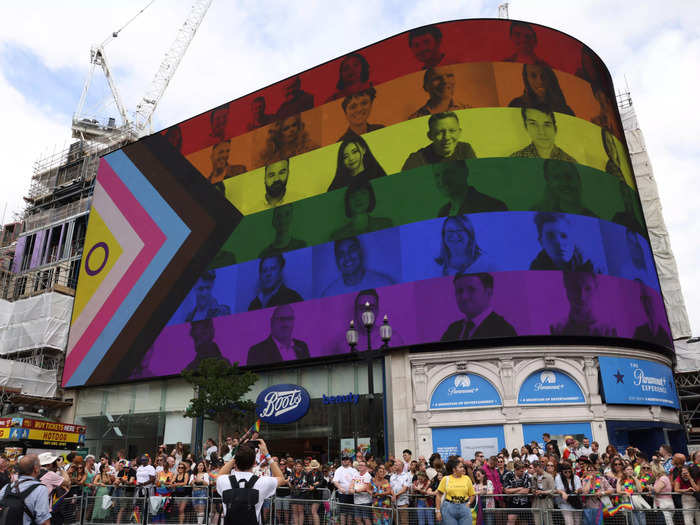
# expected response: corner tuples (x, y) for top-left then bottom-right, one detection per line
(435, 458), (475, 525)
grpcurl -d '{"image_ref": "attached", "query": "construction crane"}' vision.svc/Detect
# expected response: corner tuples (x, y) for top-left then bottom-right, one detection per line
(72, 0), (213, 144)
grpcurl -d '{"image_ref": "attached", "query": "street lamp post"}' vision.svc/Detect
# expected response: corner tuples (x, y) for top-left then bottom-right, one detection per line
(346, 302), (392, 457)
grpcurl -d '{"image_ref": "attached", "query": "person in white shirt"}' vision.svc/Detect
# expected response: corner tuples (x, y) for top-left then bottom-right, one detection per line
(333, 456), (359, 525)
(578, 437), (593, 457)
(215, 439), (286, 523)
(351, 460), (373, 525)
(205, 438), (218, 461)
(135, 456), (156, 498)
(402, 450), (413, 473)
(390, 460), (412, 524)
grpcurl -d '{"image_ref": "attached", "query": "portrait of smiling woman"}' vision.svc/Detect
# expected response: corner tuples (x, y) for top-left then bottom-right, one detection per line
(327, 136), (386, 191)
(338, 87), (385, 142)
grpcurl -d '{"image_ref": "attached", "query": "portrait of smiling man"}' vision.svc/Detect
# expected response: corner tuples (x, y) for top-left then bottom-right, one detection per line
(409, 66), (469, 119)
(321, 236), (395, 297)
(338, 87), (384, 142)
(402, 111), (477, 171)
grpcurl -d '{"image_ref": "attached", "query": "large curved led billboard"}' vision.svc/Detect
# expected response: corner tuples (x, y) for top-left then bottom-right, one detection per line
(63, 19), (671, 387)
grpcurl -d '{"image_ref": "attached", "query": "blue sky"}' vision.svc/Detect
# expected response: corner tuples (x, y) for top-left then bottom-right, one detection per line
(0, 0), (698, 336)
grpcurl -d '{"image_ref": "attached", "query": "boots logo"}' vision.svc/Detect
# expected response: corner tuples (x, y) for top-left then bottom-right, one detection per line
(256, 384), (310, 424)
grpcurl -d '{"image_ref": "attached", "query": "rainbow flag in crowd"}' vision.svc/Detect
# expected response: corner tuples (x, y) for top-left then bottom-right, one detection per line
(254, 419), (261, 432)
(132, 506), (142, 523)
(604, 502), (633, 517)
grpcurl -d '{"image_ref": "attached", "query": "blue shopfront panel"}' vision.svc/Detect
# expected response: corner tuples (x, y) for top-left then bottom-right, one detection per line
(522, 422), (592, 451)
(432, 425), (505, 459)
(430, 374), (502, 410)
(599, 357), (679, 409)
(518, 370), (585, 405)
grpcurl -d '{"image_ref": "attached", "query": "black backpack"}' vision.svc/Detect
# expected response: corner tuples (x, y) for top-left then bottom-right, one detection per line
(222, 474), (259, 525)
(0, 480), (42, 525)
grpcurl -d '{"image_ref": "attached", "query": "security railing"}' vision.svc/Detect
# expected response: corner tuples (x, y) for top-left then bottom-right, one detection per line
(53, 487), (698, 525)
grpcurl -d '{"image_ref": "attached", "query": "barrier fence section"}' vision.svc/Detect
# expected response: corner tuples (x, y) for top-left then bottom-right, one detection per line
(55, 488), (700, 525)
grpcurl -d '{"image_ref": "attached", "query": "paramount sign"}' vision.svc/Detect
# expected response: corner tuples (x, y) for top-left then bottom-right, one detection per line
(256, 384), (310, 424)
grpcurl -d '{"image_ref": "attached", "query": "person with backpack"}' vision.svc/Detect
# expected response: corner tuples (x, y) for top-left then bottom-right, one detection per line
(215, 439), (286, 525)
(0, 454), (51, 525)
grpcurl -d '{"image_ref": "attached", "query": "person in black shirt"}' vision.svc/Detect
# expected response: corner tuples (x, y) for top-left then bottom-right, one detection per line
(529, 213), (597, 272)
(327, 136), (386, 192)
(402, 112), (477, 171)
(508, 64), (574, 116)
(248, 254), (303, 311)
(259, 204), (308, 258)
(433, 160), (507, 217)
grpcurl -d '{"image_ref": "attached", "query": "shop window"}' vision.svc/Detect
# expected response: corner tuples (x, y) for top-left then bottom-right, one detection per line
(330, 363), (356, 395)
(300, 366), (330, 398)
(131, 382), (164, 413)
(105, 384), (133, 415)
(164, 379), (195, 412)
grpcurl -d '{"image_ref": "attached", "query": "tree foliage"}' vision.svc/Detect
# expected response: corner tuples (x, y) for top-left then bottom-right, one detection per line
(182, 358), (258, 444)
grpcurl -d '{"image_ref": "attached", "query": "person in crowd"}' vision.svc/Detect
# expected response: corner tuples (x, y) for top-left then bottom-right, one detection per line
(532, 460), (556, 525)
(434, 215), (493, 276)
(170, 442), (185, 466)
(0, 454), (50, 525)
(351, 460), (373, 525)
(259, 204), (308, 258)
(618, 464), (647, 525)
(522, 445), (539, 464)
(338, 87), (384, 142)
(277, 76), (315, 119)
(606, 456), (624, 490)
(503, 461), (533, 525)
(433, 160), (507, 217)
(307, 460), (325, 525)
(675, 465), (699, 525)
(208, 140), (246, 184)
(327, 53), (372, 102)
(321, 236), (395, 297)
(221, 436), (235, 462)
(579, 438), (593, 457)
(408, 25), (446, 69)
(38, 452), (70, 496)
(412, 471), (435, 525)
(482, 456), (504, 504)
(153, 459), (173, 524)
(171, 460), (191, 525)
(327, 135), (386, 192)
(91, 463), (114, 522)
(402, 112), (477, 171)
(551, 272), (617, 337)
(474, 468), (495, 525)
(248, 254), (303, 311)
(246, 96), (274, 131)
(204, 438), (218, 461)
(247, 304), (310, 366)
(511, 106), (576, 162)
(333, 456), (359, 525)
(651, 462), (674, 525)
(581, 458), (613, 525)
(562, 438), (581, 462)
(555, 462), (583, 525)
(633, 280), (672, 348)
(184, 318), (230, 371)
(289, 460), (310, 525)
(371, 464), (393, 525)
(185, 270), (230, 323)
(503, 21), (548, 65)
(436, 457), (475, 525)
(113, 459), (136, 524)
(509, 64), (574, 116)
(410, 67), (469, 119)
(84, 454), (97, 476)
(601, 127), (624, 180)
(390, 460), (412, 525)
(258, 114), (318, 167)
(330, 179), (393, 241)
(531, 160), (596, 217)
(657, 445), (674, 474)
(441, 272), (517, 341)
(217, 440), (286, 524)
(190, 461), (209, 525)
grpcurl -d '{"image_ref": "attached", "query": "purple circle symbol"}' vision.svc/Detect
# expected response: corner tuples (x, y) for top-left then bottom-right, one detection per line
(85, 242), (109, 276)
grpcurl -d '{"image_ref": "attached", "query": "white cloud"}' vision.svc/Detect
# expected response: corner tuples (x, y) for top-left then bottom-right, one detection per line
(1, 1), (698, 334)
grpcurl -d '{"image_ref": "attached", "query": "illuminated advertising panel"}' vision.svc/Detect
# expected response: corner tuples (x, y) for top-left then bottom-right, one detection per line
(63, 19), (670, 387)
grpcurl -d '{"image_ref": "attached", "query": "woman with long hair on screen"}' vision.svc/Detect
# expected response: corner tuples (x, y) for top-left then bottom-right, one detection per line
(327, 135), (386, 191)
(330, 178), (393, 240)
(508, 63), (575, 116)
(434, 215), (491, 276)
(326, 53), (372, 102)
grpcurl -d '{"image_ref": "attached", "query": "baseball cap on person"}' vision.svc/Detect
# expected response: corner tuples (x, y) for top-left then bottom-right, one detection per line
(38, 452), (59, 465)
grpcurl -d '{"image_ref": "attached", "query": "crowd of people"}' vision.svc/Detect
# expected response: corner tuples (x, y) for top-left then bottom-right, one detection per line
(1, 433), (700, 525)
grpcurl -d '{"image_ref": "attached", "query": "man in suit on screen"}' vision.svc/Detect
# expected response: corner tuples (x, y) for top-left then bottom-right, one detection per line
(247, 304), (310, 366)
(248, 254), (303, 311)
(441, 272), (517, 341)
(433, 160), (507, 217)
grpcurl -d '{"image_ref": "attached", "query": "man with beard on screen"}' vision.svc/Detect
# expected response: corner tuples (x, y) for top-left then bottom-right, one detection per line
(248, 254), (303, 311)
(257, 159), (302, 210)
(184, 319), (230, 371)
(550, 272), (616, 337)
(407, 25), (446, 69)
(433, 160), (507, 217)
(247, 304), (310, 366)
(441, 272), (517, 341)
(321, 237), (395, 297)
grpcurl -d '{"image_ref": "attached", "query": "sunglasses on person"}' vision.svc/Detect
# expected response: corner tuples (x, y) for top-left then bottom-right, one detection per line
(547, 463), (554, 467)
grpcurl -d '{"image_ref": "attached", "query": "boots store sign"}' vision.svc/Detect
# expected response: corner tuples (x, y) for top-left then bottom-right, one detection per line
(256, 384), (311, 424)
